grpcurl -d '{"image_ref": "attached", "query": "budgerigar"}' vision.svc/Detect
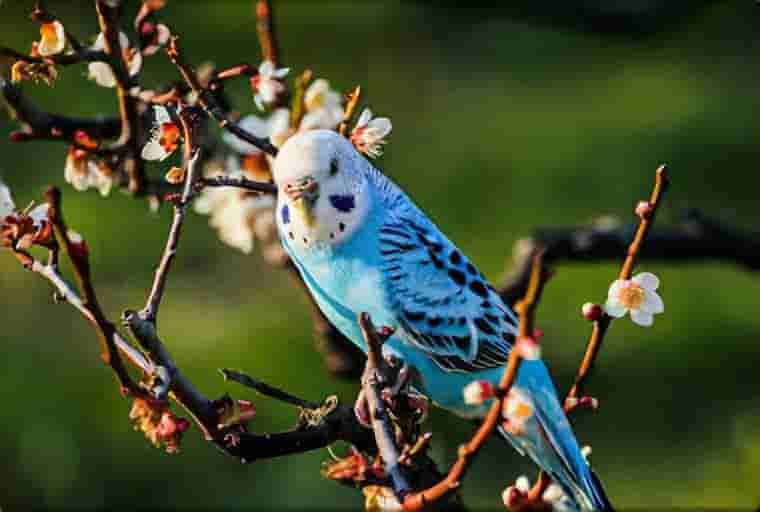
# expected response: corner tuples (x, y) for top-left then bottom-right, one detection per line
(272, 129), (612, 510)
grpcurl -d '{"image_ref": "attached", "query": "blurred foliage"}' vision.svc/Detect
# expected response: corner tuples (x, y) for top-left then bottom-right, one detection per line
(1, 0), (759, 509)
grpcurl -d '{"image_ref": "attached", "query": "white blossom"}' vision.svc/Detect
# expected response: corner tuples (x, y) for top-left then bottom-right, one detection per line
(299, 79), (344, 131)
(64, 147), (114, 197)
(142, 23), (171, 56)
(194, 158), (275, 254)
(0, 178), (15, 218)
(350, 108), (392, 158)
(463, 380), (494, 406)
(142, 106), (181, 161)
(502, 387), (534, 435)
(252, 60), (289, 111)
(223, 109), (290, 154)
(88, 32), (142, 88)
(605, 272), (664, 327)
(37, 21), (66, 57)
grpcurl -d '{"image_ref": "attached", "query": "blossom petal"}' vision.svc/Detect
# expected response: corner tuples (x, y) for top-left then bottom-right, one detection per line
(88, 62), (116, 88)
(258, 60), (274, 77)
(604, 298), (627, 318)
(0, 179), (16, 217)
(128, 50), (143, 76)
(515, 476), (531, 494)
(640, 290), (664, 314)
(630, 309), (654, 327)
(356, 108), (372, 129)
(272, 67), (290, 79)
(141, 139), (167, 161)
(38, 21), (66, 57)
(607, 279), (625, 298)
(28, 204), (50, 225)
(156, 24), (171, 45)
(633, 272), (659, 291)
(368, 117), (392, 138)
(153, 105), (172, 124)
(92, 32), (106, 51)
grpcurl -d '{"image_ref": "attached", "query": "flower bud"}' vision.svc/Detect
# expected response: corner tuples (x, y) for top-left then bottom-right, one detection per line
(165, 166), (185, 185)
(581, 302), (603, 321)
(463, 380), (495, 405)
(635, 200), (654, 219)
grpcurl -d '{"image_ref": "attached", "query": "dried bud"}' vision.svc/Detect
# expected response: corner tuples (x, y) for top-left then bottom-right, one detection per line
(581, 302), (603, 322)
(363, 485), (402, 512)
(67, 230), (89, 261)
(73, 130), (98, 150)
(463, 380), (495, 405)
(9, 131), (31, 142)
(323, 448), (368, 483)
(164, 166), (185, 185)
(635, 200), (654, 219)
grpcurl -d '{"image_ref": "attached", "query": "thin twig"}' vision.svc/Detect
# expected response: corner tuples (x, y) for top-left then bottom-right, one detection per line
(338, 85), (361, 137)
(220, 369), (317, 409)
(565, 165), (670, 404)
(167, 37), (278, 156)
(200, 175), (277, 195)
(256, 0), (280, 66)
(94, 0), (145, 193)
(44, 187), (144, 393)
(141, 111), (203, 323)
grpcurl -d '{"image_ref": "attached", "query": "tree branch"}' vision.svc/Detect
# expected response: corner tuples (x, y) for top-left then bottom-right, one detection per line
(564, 165), (669, 404)
(166, 37), (279, 156)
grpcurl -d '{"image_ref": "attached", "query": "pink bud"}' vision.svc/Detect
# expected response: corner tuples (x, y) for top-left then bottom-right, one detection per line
(463, 380), (495, 405)
(581, 302), (602, 322)
(635, 200), (654, 219)
(140, 21), (156, 37)
(175, 417), (190, 433)
(516, 336), (541, 360)
(157, 411), (178, 438)
(376, 326), (396, 340)
(237, 399), (256, 423)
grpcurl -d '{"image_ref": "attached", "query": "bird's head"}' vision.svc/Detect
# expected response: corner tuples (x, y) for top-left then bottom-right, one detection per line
(272, 129), (371, 247)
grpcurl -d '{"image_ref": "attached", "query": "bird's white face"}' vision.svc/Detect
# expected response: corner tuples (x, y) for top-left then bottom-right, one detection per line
(272, 130), (371, 250)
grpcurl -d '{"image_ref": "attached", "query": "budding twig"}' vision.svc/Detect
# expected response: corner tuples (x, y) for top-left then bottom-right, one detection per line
(167, 37), (279, 156)
(44, 187), (145, 394)
(565, 165), (670, 403)
(338, 85), (361, 137)
(141, 110), (203, 323)
(94, 0), (145, 193)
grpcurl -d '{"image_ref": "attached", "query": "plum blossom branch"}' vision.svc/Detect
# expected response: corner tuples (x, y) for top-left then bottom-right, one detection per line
(140, 110), (203, 323)
(166, 37), (279, 156)
(565, 164), (670, 404)
(44, 186), (148, 392)
(94, 0), (146, 193)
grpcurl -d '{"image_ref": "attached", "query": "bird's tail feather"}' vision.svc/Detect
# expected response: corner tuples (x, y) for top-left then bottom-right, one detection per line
(495, 362), (613, 510)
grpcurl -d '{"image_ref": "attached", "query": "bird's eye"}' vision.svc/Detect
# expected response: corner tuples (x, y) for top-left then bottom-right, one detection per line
(329, 159), (339, 176)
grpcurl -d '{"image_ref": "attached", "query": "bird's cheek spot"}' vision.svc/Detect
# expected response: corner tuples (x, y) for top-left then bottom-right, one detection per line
(281, 204), (290, 225)
(329, 194), (355, 213)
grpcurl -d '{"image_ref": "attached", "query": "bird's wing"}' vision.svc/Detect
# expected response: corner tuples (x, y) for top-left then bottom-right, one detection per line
(378, 206), (518, 373)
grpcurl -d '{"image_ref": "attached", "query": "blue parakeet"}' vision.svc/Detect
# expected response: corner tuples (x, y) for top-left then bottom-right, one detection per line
(271, 129), (611, 510)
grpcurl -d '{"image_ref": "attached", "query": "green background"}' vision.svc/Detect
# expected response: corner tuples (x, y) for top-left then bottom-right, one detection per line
(1, 1), (759, 509)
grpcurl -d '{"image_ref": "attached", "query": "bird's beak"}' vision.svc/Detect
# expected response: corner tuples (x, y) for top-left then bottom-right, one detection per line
(284, 176), (319, 202)
(284, 176), (319, 227)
